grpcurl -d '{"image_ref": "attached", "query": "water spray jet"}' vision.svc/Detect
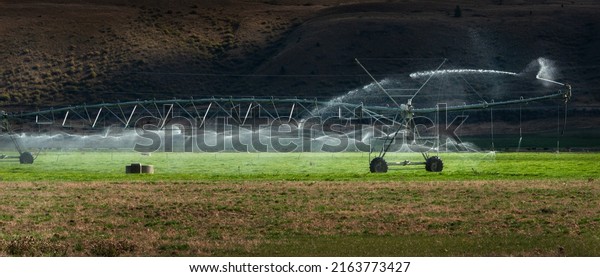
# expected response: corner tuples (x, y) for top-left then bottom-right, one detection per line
(410, 69), (519, 79)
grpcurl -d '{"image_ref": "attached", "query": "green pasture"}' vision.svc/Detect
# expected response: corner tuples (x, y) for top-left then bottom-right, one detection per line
(0, 151), (597, 182)
(1, 151), (600, 257)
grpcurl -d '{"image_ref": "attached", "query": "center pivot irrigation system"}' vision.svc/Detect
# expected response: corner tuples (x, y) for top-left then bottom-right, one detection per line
(354, 59), (572, 173)
(1, 59), (572, 173)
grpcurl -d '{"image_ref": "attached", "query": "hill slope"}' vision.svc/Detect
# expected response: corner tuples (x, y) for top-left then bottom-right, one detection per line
(1, 0), (598, 113)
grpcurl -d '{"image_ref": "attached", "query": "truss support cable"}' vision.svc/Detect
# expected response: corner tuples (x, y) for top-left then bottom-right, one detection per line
(92, 108), (103, 128)
(355, 58), (400, 108)
(9, 131), (23, 154)
(381, 126), (404, 159)
(199, 102), (212, 129)
(411, 58), (447, 103)
(62, 111), (70, 127)
(288, 103), (295, 122)
(125, 105), (137, 128)
(459, 74), (487, 103)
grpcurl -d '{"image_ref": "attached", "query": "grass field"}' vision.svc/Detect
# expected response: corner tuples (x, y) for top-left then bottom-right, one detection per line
(1, 151), (599, 256)
(0, 151), (597, 181)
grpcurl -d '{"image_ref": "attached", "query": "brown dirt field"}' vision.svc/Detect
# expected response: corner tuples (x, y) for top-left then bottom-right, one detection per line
(1, 179), (599, 256)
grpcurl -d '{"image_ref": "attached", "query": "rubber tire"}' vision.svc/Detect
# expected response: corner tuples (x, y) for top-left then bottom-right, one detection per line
(425, 156), (443, 172)
(19, 152), (34, 164)
(370, 157), (388, 173)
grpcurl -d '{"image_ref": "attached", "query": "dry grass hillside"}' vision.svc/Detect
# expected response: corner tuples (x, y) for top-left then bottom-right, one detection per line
(1, 0), (599, 114)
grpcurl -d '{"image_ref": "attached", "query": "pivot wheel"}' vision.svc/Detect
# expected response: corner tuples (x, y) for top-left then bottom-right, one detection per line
(425, 156), (443, 172)
(370, 157), (388, 173)
(19, 152), (34, 164)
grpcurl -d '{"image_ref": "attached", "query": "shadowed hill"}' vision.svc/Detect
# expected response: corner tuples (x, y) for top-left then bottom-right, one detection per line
(1, 0), (598, 113)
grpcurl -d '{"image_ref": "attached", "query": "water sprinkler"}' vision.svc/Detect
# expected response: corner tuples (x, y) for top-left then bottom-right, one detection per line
(563, 84), (572, 103)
